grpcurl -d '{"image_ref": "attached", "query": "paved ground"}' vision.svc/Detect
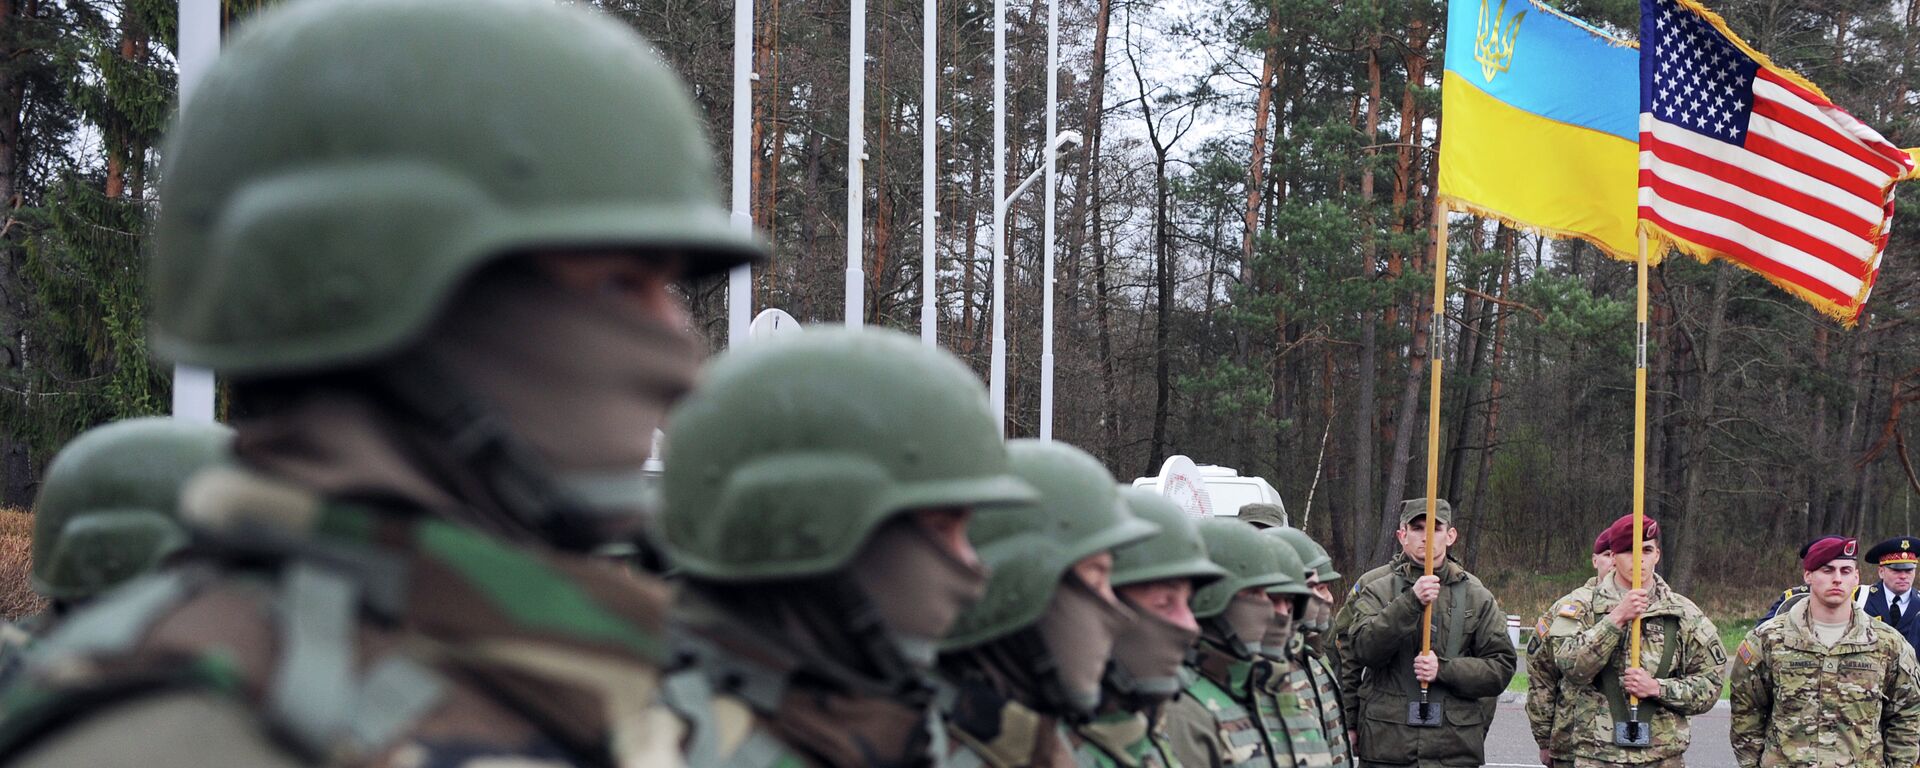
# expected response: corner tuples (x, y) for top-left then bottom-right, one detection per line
(1480, 695), (1735, 768)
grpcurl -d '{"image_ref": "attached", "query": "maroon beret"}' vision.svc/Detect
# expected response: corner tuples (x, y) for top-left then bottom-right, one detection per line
(1801, 536), (1858, 572)
(1602, 514), (1659, 554)
(1593, 530), (1612, 556)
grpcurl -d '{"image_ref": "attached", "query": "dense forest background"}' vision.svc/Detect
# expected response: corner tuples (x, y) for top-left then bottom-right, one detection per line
(0, 0), (1914, 615)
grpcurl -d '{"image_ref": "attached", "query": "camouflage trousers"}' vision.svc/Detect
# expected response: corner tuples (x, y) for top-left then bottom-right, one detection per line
(1571, 757), (1685, 768)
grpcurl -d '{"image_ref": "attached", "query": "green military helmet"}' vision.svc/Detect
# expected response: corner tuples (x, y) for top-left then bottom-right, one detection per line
(151, 0), (764, 375)
(1190, 518), (1295, 618)
(1270, 526), (1341, 583)
(1260, 531), (1314, 597)
(943, 441), (1158, 649)
(659, 328), (1036, 581)
(1112, 488), (1226, 589)
(31, 418), (234, 601)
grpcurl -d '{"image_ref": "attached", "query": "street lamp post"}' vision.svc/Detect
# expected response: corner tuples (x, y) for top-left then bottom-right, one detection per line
(989, 130), (1079, 437)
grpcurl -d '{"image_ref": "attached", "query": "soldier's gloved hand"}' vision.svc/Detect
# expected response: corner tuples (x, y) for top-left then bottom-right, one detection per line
(1413, 650), (1439, 683)
(1411, 575), (1441, 605)
(1607, 588), (1650, 628)
(1621, 667), (1661, 699)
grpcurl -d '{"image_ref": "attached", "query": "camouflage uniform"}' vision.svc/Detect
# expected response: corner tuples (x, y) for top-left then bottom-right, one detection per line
(1331, 553), (1514, 768)
(1070, 710), (1182, 768)
(1525, 578), (1599, 768)
(1268, 633), (1351, 768)
(1165, 648), (1280, 768)
(1546, 574), (1724, 767)
(1728, 598), (1920, 768)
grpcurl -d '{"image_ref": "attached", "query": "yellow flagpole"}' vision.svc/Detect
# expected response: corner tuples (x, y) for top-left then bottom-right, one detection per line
(1420, 200), (1448, 689)
(1628, 227), (1649, 717)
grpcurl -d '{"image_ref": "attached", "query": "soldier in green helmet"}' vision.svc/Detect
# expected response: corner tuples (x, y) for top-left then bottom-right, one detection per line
(29, 418), (232, 612)
(1262, 526), (1351, 768)
(1162, 518), (1299, 768)
(940, 440), (1158, 768)
(1071, 488), (1228, 767)
(1249, 534), (1320, 768)
(0, 418), (233, 681)
(0, 0), (760, 764)
(1330, 499), (1514, 768)
(654, 328), (1036, 766)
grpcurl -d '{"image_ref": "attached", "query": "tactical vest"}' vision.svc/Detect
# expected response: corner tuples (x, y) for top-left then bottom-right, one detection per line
(1184, 668), (1275, 767)
(1072, 710), (1177, 768)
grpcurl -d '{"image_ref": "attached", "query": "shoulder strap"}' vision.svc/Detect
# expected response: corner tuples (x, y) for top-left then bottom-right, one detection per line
(28, 571), (195, 663)
(1653, 616), (1682, 678)
(268, 562), (446, 760)
(660, 668), (722, 767)
(1444, 580), (1469, 657)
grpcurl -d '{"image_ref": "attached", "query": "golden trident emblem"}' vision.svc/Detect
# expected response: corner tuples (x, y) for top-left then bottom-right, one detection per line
(1475, 0), (1526, 82)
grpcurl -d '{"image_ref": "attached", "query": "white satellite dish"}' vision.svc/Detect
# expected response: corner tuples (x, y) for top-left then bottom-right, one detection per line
(748, 308), (803, 342)
(1154, 455), (1214, 518)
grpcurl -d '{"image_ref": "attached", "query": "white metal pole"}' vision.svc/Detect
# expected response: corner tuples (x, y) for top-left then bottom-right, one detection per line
(845, 0), (867, 328)
(920, 0), (937, 346)
(989, 0), (1006, 434)
(1039, 0), (1057, 442)
(729, 0), (754, 347)
(172, 0), (219, 423)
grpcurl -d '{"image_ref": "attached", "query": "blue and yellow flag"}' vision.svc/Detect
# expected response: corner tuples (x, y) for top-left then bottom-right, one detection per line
(1439, 0), (1639, 260)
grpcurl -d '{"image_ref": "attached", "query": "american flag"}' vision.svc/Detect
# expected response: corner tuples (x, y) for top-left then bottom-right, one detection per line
(1638, 0), (1916, 323)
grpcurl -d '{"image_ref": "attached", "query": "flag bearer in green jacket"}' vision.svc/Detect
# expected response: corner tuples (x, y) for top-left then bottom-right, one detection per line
(1331, 499), (1515, 768)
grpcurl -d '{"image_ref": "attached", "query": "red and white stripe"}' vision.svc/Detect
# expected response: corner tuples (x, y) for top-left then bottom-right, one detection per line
(1639, 67), (1913, 318)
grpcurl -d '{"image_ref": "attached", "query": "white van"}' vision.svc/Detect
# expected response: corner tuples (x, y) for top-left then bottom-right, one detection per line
(1130, 459), (1285, 524)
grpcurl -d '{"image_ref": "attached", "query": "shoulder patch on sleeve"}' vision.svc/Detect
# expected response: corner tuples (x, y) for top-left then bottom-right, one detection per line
(1534, 617), (1550, 639)
(1735, 638), (1754, 666)
(1556, 599), (1585, 618)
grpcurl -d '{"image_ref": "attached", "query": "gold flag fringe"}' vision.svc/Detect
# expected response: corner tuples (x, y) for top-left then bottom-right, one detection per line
(1436, 193), (1647, 264)
(1638, 220), (1867, 327)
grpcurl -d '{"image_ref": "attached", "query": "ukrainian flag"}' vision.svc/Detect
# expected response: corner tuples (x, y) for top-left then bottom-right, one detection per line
(1439, 0), (1638, 260)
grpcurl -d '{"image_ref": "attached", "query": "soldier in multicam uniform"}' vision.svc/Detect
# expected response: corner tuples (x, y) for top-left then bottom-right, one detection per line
(941, 440), (1158, 768)
(1525, 530), (1612, 768)
(1071, 489), (1228, 768)
(1546, 515), (1724, 768)
(1250, 533), (1329, 767)
(1162, 518), (1300, 768)
(1331, 499), (1514, 768)
(1267, 526), (1352, 768)
(1729, 535), (1920, 768)
(652, 329), (1038, 766)
(0, 0), (764, 764)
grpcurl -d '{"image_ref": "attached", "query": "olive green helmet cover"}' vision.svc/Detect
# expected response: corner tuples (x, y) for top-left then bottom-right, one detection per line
(31, 418), (233, 600)
(1112, 489), (1226, 589)
(151, 0), (764, 375)
(942, 441), (1157, 649)
(660, 329), (1035, 581)
(1190, 518), (1294, 618)
(1260, 532), (1314, 597)
(1270, 526), (1341, 583)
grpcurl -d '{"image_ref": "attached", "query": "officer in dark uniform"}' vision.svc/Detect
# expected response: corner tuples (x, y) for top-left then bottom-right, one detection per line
(1863, 535), (1920, 652)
